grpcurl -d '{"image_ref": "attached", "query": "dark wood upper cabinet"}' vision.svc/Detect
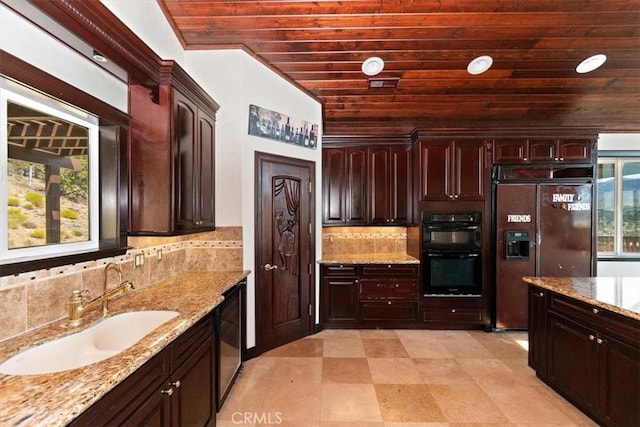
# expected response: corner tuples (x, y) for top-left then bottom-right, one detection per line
(493, 139), (594, 164)
(322, 147), (367, 225)
(129, 61), (219, 235)
(323, 144), (412, 226)
(419, 139), (486, 201)
(368, 145), (412, 225)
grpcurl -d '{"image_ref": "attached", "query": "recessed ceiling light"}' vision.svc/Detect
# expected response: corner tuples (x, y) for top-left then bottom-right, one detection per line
(92, 50), (108, 63)
(362, 57), (384, 76)
(576, 54), (607, 74)
(467, 55), (493, 75)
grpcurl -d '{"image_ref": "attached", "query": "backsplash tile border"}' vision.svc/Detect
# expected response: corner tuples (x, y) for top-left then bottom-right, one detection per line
(0, 227), (243, 342)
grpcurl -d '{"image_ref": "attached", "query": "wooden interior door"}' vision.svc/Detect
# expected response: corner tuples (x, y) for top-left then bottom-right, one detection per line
(255, 152), (315, 353)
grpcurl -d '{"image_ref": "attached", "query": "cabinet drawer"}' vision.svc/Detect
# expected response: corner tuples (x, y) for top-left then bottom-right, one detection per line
(322, 264), (359, 276)
(549, 293), (640, 345)
(422, 308), (484, 322)
(361, 264), (419, 277)
(361, 301), (418, 321)
(171, 313), (214, 369)
(360, 279), (418, 299)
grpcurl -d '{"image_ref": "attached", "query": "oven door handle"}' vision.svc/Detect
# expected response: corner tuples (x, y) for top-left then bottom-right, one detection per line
(426, 252), (480, 258)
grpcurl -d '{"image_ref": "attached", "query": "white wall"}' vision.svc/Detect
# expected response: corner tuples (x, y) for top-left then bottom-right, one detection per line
(101, 1), (323, 349)
(596, 133), (640, 276)
(100, 0), (184, 64)
(186, 50), (323, 348)
(598, 133), (640, 151)
(0, 4), (127, 112)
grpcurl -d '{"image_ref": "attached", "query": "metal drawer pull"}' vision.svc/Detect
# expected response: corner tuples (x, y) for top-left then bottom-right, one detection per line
(161, 388), (174, 396)
(588, 334), (595, 341)
(592, 308), (599, 314)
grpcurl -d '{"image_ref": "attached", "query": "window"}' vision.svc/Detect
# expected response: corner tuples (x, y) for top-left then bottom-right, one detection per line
(597, 157), (640, 256)
(1, 77), (99, 263)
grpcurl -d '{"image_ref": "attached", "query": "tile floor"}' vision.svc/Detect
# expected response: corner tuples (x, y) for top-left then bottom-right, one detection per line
(216, 329), (596, 426)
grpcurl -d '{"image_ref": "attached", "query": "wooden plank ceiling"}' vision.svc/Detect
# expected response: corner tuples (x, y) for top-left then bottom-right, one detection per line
(158, 0), (640, 136)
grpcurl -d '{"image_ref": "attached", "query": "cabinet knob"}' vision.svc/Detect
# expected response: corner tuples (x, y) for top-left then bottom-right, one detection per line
(596, 338), (604, 345)
(523, 157), (528, 161)
(560, 157), (564, 161)
(161, 387), (174, 396)
(537, 292), (544, 297)
(451, 309), (456, 313)
(589, 334), (595, 341)
(171, 380), (181, 388)
(386, 219), (390, 223)
(592, 308), (599, 314)
(388, 301), (391, 305)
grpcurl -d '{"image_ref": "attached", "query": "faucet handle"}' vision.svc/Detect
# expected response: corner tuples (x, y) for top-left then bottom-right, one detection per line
(70, 289), (90, 302)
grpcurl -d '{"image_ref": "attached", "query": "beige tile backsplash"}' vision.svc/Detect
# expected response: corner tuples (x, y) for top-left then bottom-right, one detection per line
(322, 226), (408, 255)
(0, 227), (243, 342)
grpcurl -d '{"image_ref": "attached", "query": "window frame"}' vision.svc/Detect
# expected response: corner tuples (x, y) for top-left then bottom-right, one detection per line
(1, 77), (101, 263)
(597, 152), (640, 260)
(0, 50), (129, 277)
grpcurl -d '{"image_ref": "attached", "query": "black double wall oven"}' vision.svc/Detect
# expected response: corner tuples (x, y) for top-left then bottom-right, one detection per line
(422, 212), (483, 296)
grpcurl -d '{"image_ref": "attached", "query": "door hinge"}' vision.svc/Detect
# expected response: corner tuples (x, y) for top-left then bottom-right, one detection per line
(308, 304), (313, 316)
(309, 263), (313, 275)
(308, 182), (312, 193)
(309, 222), (312, 234)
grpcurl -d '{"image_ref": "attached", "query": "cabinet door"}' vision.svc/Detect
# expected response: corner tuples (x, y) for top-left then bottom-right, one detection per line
(420, 140), (452, 200)
(528, 287), (548, 376)
(345, 148), (368, 224)
(548, 314), (599, 413)
(322, 276), (359, 323)
(454, 141), (485, 200)
(557, 139), (593, 163)
(196, 108), (215, 228)
(322, 148), (347, 224)
(171, 336), (216, 427)
(368, 146), (391, 224)
(389, 145), (412, 224)
(174, 90), (198, 231)
(125, 389), (172, 427)
(528, 140), (556, 162)
(493, 139), (528, 163)
(600, 336), (640, 427)
(322, 148), (367, 225)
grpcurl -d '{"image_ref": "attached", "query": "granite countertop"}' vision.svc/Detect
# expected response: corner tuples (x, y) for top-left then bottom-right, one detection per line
(0, 270), (250, 426)
(319, 253), (420, 264)
(522, 276), (640, 321)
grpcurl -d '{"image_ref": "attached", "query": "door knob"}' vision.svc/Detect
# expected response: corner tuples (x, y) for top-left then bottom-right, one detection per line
(263, 263), (278, 271)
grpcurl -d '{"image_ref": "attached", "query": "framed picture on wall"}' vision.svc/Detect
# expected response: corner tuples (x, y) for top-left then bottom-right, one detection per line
(248, 104), (318, 149)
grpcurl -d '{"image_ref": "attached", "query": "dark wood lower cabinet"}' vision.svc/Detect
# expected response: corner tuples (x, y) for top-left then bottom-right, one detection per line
(528, 285), (640, 427)
(321, 263), (424, 327)
(320, 263), (494, 329)
(70, 313), (216, 427)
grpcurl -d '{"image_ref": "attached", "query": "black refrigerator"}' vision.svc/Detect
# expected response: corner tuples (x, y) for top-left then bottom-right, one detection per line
(494, 168), (595, 329)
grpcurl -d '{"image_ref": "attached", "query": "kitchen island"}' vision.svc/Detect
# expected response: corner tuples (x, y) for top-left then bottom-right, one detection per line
(0, 270), (249, 426)
(523, 276), (639, 427)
